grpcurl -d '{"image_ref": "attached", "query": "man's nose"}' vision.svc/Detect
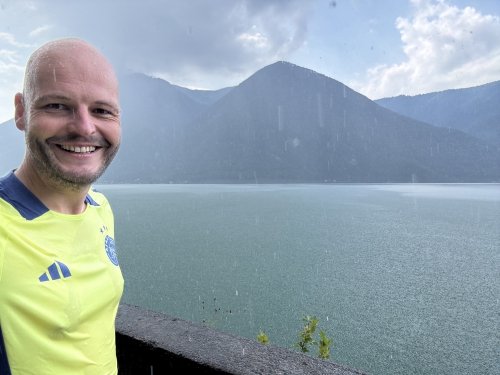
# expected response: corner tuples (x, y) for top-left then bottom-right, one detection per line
(71, 108), (96, 136)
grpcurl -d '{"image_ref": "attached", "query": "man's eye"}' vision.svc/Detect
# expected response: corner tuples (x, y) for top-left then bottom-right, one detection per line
(45, 103), (67, 111)
(93, 108), (114, 116)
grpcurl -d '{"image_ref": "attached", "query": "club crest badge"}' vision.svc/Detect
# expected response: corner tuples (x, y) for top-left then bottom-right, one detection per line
(105, 235), (119, 266)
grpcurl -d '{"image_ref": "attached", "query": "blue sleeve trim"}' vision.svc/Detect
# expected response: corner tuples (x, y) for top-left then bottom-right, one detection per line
(0, 326), (12, 375)
(85, 193), (100, 207)
(0, 171), (48, 220)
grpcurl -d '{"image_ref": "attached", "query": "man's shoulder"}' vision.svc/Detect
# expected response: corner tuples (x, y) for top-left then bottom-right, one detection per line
(87, 188), (111, 207)
(0, 171), (49, 220)
(0, 197), (14, 219)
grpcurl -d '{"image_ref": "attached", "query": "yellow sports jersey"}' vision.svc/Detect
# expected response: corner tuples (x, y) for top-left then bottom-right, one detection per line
(0, 171), (124, 375)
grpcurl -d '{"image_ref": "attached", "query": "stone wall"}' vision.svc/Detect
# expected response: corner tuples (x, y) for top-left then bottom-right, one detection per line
(116, 304), (366, 374)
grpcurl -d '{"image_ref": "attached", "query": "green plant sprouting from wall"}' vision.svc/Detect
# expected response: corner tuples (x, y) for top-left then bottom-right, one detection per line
(318, 330), (332, 359)
(256, 315), (332, 360)
(296, 315), (318, 353)
(257, 330), (269, 345)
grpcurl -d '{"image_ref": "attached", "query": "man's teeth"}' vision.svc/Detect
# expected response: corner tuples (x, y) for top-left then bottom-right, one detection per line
(60, 145), (96, 153)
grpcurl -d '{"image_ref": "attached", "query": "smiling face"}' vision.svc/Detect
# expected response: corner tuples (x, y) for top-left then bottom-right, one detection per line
(15, 39), (121, 190)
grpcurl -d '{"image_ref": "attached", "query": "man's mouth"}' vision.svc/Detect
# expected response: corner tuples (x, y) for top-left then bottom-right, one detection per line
(57, 144), (99, 153)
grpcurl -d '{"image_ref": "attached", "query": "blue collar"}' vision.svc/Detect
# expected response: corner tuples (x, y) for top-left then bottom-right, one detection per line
(0, 171), (99, 220)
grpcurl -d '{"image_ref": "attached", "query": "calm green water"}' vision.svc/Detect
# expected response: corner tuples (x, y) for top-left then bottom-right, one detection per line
(98, 184), (500, 375)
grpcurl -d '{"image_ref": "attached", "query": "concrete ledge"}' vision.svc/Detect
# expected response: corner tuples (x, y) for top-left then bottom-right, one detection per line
(116, 303), (366, 374)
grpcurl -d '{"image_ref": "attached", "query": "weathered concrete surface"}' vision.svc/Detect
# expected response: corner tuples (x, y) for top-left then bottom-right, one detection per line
(116, 303), (367, 375)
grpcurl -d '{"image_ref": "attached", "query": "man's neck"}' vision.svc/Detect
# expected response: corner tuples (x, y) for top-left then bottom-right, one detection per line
(15, 164), (90, 215)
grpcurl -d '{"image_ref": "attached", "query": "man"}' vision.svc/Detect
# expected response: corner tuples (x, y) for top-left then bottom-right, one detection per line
(0, 38), (124, 374)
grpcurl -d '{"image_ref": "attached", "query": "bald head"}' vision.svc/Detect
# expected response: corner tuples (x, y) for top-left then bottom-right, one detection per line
(14, 38), (121, 193)
(22, 38), (119, 113)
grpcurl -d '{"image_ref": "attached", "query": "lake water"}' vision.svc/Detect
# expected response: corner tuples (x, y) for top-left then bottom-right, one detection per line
(98, 183), (500, 375)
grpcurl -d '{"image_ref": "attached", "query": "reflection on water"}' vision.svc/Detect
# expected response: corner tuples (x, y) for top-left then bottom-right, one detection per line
(371, 183), (500, 201)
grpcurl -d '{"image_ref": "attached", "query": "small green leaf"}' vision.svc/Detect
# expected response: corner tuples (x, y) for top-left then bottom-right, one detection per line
(318, 330), (332, 359)
(257, 330), (269, 345)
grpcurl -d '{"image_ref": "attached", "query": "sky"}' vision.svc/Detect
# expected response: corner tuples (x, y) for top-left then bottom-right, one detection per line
(1, 0), (500, 123)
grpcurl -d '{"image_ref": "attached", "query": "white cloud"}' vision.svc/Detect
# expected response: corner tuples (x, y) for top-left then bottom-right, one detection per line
(353, 0), (500, 98)
(0, 49), (20, 65)
(0, 52), (24, 123)
(29, 25), (53, 37)
(238, 30), (270, 50)
(0, 32), (32, 48)
(0, 31), (37, 83)
(0, 27), (38, 121)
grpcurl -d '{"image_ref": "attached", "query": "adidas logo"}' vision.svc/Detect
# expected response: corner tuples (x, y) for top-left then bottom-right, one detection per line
(39, 261), (72, 282)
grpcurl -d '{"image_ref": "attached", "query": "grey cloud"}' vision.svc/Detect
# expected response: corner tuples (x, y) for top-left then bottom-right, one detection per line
(31, 0), (313, 88)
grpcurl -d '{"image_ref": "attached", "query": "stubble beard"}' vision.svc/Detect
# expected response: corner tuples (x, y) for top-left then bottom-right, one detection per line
(26, 133), (119, 191)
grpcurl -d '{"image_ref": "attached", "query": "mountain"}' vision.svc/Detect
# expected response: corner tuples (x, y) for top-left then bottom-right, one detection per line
(1, 63), (499, 183)
(104, 73), (220, 182)
(153, 61), (498, 183)
(375, 81), (500, 145)
(173, 85), (233, 106)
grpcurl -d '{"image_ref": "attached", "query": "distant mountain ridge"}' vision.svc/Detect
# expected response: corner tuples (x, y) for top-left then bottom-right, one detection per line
(1, 62), (499, 183)
(376, 80), (500, 145)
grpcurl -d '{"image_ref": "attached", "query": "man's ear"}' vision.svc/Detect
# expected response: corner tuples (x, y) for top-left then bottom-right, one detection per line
(14, 93), (26, 131)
